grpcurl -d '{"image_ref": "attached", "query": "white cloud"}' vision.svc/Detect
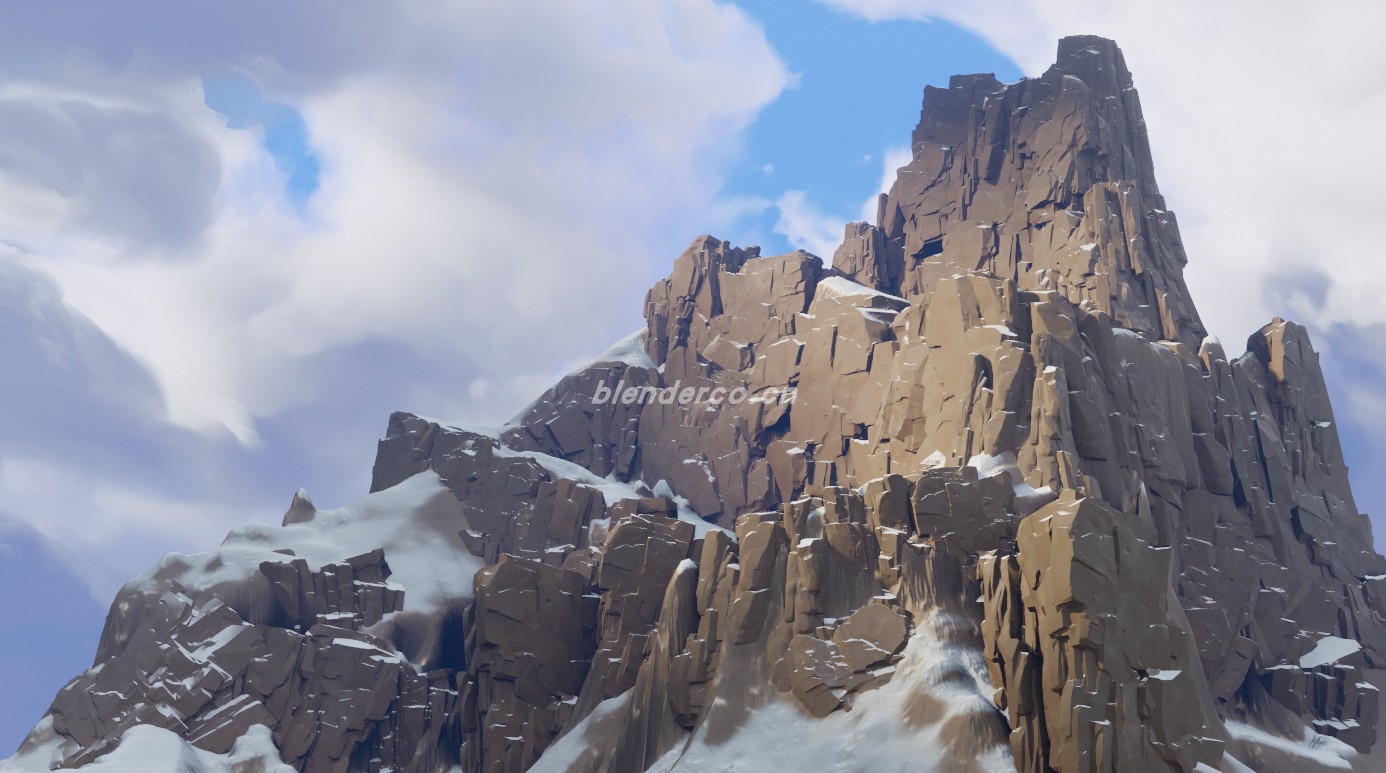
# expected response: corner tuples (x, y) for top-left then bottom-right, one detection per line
(773, 190), (844, 258)
(0, 0), (793, 596)
(3, 0), (791, 441)
(859, 146), (912, 224)
(0, 454), (275, 599)
(772, 145), (911, 262)
(819, 0), (1053, 71)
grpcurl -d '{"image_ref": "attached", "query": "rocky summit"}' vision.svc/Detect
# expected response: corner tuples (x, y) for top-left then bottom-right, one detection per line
(6, 35), (1386, 773)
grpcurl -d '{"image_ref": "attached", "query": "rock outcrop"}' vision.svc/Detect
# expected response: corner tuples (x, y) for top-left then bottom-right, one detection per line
(980, 494), (1225, 772)
(8, 34), (1386, 773)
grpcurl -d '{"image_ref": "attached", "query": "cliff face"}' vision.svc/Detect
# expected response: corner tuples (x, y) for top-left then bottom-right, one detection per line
(7, 35), (1386, 773)
(835, 37), (1204, 348)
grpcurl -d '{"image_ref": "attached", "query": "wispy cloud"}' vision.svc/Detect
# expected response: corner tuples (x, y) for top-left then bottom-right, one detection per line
(773, 190), (843, 258)
(772, 145), (911, 260)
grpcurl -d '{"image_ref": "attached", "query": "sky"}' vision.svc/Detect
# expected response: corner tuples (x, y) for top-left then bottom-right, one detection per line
(2, 0), (1385, 756)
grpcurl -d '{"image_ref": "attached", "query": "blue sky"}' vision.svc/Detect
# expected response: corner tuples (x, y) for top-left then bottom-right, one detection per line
(714, 1), (1021, 255)
(3, 0), (1386, 758)
(203, 72), (321, 206)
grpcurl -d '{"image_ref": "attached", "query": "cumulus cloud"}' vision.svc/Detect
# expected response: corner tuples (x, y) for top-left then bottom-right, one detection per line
(3, 1), (792, 439)
(0, 1), (793, 597)
(0, 96), (221, 247)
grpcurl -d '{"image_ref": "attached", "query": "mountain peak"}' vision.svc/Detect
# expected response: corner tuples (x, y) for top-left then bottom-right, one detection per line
(836, 36), (1203, 347)
(10, 34), (1385, 773)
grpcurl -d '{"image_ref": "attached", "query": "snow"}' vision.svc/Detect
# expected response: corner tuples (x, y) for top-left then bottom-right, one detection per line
(965, 451), (1056, 513)
(0, 723), (292, 773)
(494, 441), (730, 538)
(1225, 720), (1356, 769)
(1219, 753), (1258, 773)
(966, 451), (1013, 480)
(1199, 755), (1257, 773)
(185, 622), (250, 661)
(528, 614), (1017, 773)
(682, 457), (716, 484)
(590, 329), (657, 370)
(527, 693), (633, 773)
(815, 275), (908, 305)
(633, 612), (1013, 773)
(333, 637), (389, 652)
(650, 480), (732, 540)
(126, 470), (482, 615)
(411, 415), (502, 440)
(1299, 635), (1362, 669)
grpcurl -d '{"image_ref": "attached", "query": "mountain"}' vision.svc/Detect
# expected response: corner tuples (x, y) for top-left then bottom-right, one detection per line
(5, 35), (1385, 773)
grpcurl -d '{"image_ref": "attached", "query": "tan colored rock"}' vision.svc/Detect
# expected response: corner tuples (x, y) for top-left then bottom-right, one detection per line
(982, 495), (1225, 772)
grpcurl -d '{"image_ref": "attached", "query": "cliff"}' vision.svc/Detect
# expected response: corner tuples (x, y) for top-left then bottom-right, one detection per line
(6, 35), (1384, 773)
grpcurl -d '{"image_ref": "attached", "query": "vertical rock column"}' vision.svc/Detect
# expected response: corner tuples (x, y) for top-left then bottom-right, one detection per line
(980, 494), (1226, 772)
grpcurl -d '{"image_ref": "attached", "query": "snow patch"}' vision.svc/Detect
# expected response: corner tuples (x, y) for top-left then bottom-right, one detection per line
(815, 275), (907, 304)
(965, 451), (1056, 513)
(629, 612), (1013, 773)
(1225, 720), (1355, 769)
(527, 693), (633, 773)
(651, 480), (732, 541)
(1299, 636), (1362, 669)
(590, 329), (657, 370)
(1, 723), (292, 773)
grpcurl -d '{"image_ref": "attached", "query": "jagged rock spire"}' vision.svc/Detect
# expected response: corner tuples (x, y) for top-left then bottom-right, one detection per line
(835, 35), (1206, 347)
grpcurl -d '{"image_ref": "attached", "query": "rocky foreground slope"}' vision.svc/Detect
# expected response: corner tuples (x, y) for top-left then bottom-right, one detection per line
(6, 35), (1386, 773)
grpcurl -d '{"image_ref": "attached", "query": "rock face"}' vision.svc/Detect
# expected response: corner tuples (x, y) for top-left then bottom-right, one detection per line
(834, 36), (1203, 348)
(980, 495), (1225, 772)
(37, 554), (459, 773)
(9, 34), (1386, 773)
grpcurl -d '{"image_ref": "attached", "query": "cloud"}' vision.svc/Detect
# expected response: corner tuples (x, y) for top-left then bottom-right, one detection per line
(5, 0), (792, 442)
(773, 190), (843, 258)
(818, 0), (1053, 71)
(773, 145), (912, 260)
(0, 1), (793, 601)
(858, 146), (911, 224)
(0, 94), (221, 248)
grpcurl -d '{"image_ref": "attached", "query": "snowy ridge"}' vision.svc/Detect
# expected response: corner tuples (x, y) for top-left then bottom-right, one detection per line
(590, 328), (658, 370)
(127, 471), (482, 615)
